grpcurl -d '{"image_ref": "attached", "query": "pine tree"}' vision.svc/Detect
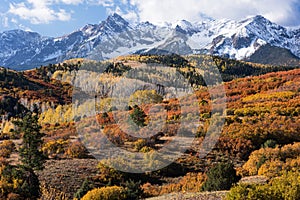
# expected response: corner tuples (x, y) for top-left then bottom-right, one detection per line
(74, 178), (93, 199)
(130, 105), (146, 127)
(202, 162), (240, 191)
(124, 179), (143, 200)
(14, 113), (45, 170)
(11, 113), (45, 199)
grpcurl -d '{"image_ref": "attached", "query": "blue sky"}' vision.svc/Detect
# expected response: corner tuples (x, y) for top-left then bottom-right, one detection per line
(1, 0), (300, 37)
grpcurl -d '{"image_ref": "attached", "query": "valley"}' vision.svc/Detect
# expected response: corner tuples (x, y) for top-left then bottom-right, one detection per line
(0, 54), (299, 199)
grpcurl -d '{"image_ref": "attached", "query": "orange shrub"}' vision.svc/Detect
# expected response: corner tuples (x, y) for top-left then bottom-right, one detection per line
(65, 141), (89, 158)
(242, 143), (300, 177)
(142, 172), (205, 197)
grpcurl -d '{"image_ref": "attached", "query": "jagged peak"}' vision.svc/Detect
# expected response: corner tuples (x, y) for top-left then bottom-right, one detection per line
(252, 15), (267, 21)
(243, 15), (273, 25)
(175, 20), (193, 29)
(99, 13), (130, 32)
(0, 13), (300, 69)
(106, 13), (128, 25)
(79, 23), (98, 34)
(138, 21), (156, 27)
(243, 14), (288, 34)
(76, 13), (130, 35)
(174, 25), (187, 34)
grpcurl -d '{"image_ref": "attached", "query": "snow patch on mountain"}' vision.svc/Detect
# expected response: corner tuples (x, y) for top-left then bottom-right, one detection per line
(0, 14), (299, 69)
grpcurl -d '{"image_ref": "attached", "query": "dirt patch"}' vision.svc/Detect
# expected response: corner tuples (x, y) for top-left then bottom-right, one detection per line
(146, 191), (228, 200)
(239, 175), (269, 185)
(37, 159), (99, 199)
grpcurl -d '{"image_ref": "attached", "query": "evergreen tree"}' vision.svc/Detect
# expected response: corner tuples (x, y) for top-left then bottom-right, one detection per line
(202, 162), (240, 191)
(11, 113), (45, 199)
(74, 178), (93, 199)
(130, 105), (146, 127)
(20, 167), (41, 198)
(124, 179), (143, 200)
(14, 113), (45, 170)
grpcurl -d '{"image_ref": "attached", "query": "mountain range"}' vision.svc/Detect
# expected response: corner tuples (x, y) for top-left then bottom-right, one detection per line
(1, 13), (300, 70)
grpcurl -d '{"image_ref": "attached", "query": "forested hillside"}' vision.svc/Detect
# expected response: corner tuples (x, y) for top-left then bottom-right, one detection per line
(0, 55), (299, 199)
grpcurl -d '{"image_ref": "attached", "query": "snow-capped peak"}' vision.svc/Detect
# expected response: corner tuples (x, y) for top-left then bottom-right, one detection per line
(102, 13), (130, 33)
(0, 14), (299, 70)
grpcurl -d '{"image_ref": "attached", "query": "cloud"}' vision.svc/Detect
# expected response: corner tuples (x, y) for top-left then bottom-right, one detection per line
(7, 0), (81, 24)
(113, 0), (300, 26)
(93, 0), (114, 7)
(1, 16), (9, 28)
(5, 0), (300, 28)
(58, 0), (84, 4)
(120, 10), (139, 23)
(11, 18), (18, 24)
(101, 0), (139, 22)
(18, 23), (33, 32)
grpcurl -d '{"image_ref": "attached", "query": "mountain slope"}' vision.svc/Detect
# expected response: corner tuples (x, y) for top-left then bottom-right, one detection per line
(247, 44), (300, 66)
(0, 14), (300, 70)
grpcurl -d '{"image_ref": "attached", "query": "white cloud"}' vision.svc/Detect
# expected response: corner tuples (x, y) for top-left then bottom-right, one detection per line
(2, 16), (9, 28)
(129, 0), (201, 23)
(107, 5), (139, 22)
(11, 18), (18, 24)
(56, 9), (72, 21)
(7, 0), (80, 24)
(58, 0), (84, 4)
(92, 0), (114, 7)
(5, 0), (300, 28)
(18, 24), (33, 32)
(102, 0), (139, 22)
(198, 0), (300, 26)
(116, 0), (300, 26)
(121, 10), (139, 23)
